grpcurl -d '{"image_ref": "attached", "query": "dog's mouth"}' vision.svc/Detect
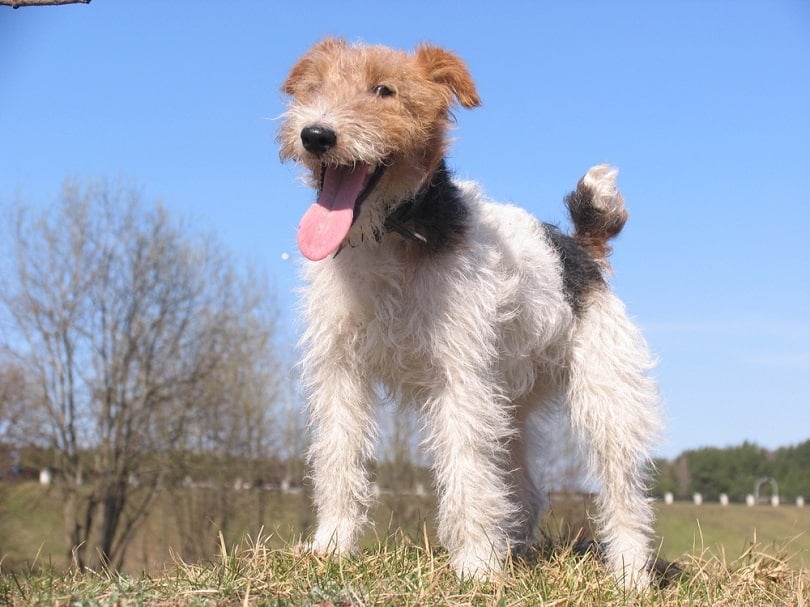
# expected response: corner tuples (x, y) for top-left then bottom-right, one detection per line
(297, 162), (386, 261)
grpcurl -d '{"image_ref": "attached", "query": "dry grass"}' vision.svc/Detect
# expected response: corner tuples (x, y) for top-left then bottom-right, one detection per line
(1, 530), (807, 607)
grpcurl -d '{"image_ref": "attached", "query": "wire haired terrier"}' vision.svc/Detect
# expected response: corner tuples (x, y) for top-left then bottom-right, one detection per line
(278, 38), (663, 589)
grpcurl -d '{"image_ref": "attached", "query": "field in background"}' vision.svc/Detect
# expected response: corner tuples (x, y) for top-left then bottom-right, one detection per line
(656, 502), (809, 566)
(1, 482), (808, 573)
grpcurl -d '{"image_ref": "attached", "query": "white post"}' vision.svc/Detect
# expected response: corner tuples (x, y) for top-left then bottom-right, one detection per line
(797, 496), (805, 508)
(664, 491), (674, 505)
(693, 493), (703, 506)
(719, 493), (729, 506)
(746, 494), (756, 507)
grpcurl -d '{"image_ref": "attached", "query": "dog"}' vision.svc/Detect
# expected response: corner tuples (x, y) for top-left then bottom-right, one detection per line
(278, 38), (663, 589)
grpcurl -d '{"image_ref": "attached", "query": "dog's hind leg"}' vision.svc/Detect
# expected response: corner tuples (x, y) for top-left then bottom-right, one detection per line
(565, 291), (663, 590)
(509, 392), (561, 551)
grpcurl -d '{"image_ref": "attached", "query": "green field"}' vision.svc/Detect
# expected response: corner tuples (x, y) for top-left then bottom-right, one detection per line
(656, 502), (809, 567)
(1, 482), (808, 573)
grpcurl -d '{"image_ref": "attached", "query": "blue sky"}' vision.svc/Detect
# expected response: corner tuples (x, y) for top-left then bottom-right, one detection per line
(1, 1), (808, 459)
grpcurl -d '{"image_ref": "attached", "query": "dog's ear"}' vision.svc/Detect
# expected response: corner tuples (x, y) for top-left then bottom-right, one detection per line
(414, 44), (481, 109)
(282, 37), (347, 96)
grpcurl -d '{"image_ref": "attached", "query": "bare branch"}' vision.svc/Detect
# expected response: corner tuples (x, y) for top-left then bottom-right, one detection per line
(2, 0), (90, 8)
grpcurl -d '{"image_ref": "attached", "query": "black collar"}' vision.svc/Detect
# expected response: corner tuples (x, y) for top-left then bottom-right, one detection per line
(382, 160), (469, 254)
(382, 182), (431, 244)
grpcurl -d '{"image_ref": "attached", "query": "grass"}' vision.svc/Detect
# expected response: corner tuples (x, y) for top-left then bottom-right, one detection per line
(1, 530), (807, 606)
(1, 483), (808, 605)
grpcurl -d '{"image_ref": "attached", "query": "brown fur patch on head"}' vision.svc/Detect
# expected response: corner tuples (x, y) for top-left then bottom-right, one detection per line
(278, 38), (480, 177)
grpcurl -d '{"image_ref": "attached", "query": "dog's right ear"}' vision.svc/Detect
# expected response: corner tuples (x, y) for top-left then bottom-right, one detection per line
(414, 44), (481, 109)
(282, 37), (347, 96)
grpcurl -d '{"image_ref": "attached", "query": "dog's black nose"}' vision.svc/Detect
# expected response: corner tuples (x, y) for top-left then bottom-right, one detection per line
(301, 125), (337, 156)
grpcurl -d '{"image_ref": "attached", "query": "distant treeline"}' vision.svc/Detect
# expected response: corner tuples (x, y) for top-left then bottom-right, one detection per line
(7, 439), (808, 503)
(652, 440), (810, 501)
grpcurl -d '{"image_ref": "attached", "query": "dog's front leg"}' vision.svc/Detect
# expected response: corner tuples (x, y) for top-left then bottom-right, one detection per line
(305, 361), (377, 556)
(423, 375), (516, 579)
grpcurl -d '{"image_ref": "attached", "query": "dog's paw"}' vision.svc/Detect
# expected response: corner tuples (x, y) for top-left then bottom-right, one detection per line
(604, 541), (655, 593)
(450, 546), (504, 582)
(616, 567), (653, 594)
(298, 529), (357, 558)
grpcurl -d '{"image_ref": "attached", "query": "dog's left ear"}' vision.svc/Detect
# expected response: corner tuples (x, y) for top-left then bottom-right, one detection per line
(415, 44), (481, 109)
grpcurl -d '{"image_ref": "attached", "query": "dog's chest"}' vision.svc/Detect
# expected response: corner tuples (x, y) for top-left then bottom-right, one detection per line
(361, 263), (442, 346)
(336, 254), (467, 375)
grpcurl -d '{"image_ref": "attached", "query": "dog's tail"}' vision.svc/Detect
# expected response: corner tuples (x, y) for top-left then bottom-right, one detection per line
(564, 164), (628, 267)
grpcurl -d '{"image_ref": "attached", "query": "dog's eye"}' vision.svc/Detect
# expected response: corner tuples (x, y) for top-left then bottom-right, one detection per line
(372, 84), (396, 98)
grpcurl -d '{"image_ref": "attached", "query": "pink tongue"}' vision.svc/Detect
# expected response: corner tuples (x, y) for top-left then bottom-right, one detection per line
(297, 164), (369, 261)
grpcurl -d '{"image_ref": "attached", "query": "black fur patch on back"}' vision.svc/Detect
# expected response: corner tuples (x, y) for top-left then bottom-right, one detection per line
(384, 161), (469, 254)
(541, 223), (605, 316)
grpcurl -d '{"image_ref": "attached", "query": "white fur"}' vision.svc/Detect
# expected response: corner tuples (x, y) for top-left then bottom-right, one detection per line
(298, 174), (663, 588)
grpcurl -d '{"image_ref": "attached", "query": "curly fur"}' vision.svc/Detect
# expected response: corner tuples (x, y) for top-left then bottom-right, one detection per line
(279, 38), (663, 590)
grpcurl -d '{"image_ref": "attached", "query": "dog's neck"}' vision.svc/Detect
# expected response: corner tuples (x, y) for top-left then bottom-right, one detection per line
(380, 160), (469, 255)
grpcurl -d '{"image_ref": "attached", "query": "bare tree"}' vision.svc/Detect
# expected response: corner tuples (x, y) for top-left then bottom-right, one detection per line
(167, 270), (286, 560)
(0, 179), (282, 570)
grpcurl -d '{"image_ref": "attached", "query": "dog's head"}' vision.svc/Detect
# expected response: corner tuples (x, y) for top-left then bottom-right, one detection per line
(278, 38), (480, 261)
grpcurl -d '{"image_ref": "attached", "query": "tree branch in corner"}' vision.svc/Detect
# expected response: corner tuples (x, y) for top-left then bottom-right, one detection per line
(2, 0), (91, 8)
